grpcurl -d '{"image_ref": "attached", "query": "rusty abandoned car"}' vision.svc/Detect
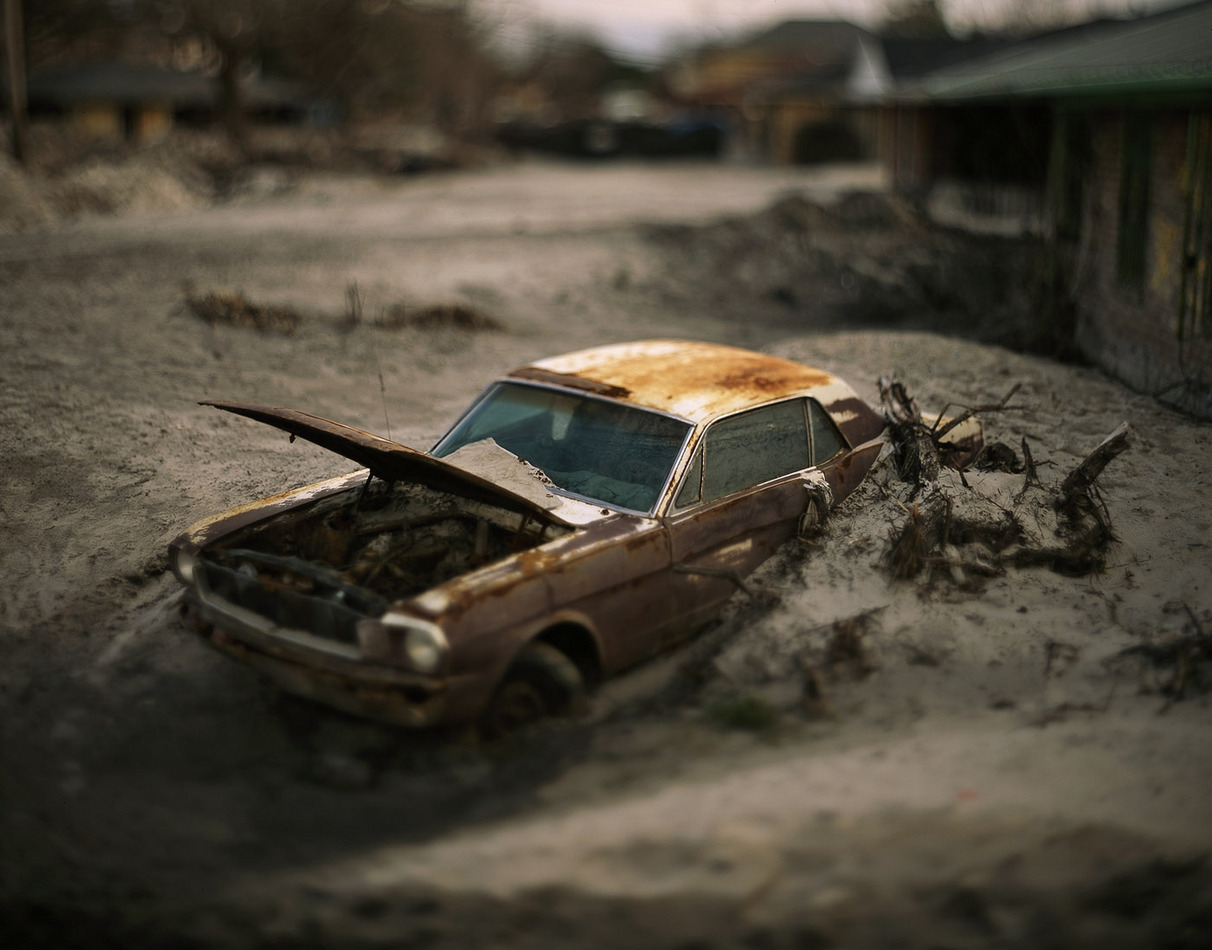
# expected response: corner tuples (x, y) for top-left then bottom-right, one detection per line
(170, 340), (898, 732)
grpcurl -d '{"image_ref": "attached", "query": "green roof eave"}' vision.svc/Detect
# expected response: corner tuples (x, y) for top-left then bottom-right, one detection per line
(923, 70), (1212, 102)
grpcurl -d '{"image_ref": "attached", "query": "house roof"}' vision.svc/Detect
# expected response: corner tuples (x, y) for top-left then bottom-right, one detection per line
(921, 0), (1212, 100)
(739, 19), (876, 55)
(880, 36), (1014, 81)
(26, 62), (311, 110)
(27, 63), (214, 107)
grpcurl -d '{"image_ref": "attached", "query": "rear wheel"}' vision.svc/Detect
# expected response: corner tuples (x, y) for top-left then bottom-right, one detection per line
(481, 642), (586, 736)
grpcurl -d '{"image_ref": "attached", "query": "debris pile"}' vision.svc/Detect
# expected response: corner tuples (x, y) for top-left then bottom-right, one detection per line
(644, 192), (1044, 348)
(879, 379), (1130, 584)
(377, 302), (505, 332)
(185, 283), (506, 337)
(185, 290), (303, 335)
(1111, 604), (1212, 702)
(680, 377), (1134, 727)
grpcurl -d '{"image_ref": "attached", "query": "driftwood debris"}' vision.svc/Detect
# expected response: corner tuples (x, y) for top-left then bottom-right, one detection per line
(879, 377), (1131, 583)
(185, 290), (303, 335)
(1059, 422), (1132, 504)
(1112, 605), (1212, 703)
(878, 377), (1019, 481)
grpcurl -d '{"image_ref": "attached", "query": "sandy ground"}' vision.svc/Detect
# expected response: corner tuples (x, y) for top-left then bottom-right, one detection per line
(2, 159), (1211, 948)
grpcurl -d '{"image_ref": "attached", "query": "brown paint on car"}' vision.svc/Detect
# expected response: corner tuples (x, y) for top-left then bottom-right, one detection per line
(169, 341), (928, 729)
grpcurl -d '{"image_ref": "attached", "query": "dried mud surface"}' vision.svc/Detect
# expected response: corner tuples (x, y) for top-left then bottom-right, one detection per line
(2, 160), (1211, 948)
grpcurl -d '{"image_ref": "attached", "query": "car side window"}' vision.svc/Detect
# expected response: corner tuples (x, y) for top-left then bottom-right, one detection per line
(698, 399), (811, 504)
(808, 398), (847, 464)
(674, 447), (703, 509)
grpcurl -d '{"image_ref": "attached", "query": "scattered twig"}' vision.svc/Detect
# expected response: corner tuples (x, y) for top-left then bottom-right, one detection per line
(931, 383), (1022, 441)
(341, 280), (363, 333)
(185, 290), (302, 335)
(1059, 422), (1132, 505)
(1021, 436), (1040, 487)
(877, 376), (921, 424)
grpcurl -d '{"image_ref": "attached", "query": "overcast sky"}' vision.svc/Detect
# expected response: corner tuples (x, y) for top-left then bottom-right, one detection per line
(489, 0), (1189, 62)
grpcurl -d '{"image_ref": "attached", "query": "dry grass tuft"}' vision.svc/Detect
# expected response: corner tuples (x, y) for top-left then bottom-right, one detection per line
(378, 302), (504, 332)
(885, 502), (932, 580)
(185, 290), (302, 335)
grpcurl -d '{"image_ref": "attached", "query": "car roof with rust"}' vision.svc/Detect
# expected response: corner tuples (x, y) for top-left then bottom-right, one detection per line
(506, 340), (861, 425)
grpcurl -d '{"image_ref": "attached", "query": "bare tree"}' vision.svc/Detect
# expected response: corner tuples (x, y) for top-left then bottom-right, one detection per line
(153, 0), (286, 146)
(22, 0), (137, 65)
(946, 0), (1120, 35)
(13, 0), (500, 149)
(3, 0), (27, 164)
(517, 31), (628, 120)
(272, 0), (499, 131)
(882, 0), (951, 38)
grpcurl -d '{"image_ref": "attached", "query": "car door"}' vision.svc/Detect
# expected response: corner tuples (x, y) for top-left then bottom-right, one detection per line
(662, 398), (821, 640)
(806, 397), (881, 503)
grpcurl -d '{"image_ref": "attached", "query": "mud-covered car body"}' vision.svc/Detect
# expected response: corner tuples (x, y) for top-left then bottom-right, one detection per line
(170, 341), (891, 727)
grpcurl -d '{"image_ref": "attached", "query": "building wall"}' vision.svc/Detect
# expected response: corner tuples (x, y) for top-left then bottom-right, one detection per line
(883, 105), (933, 193)
(764, 99), (881, 165)
(1072, 109), (1212, 417)
(766, 98), (832, 163)
(66, 101), (173, 144)
(69, 103), (122, 140)
(133, 104), (173, 143)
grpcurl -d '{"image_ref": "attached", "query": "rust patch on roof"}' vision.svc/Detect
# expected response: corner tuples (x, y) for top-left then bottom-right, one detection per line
(714, 369), (819, 393)
(514, 340), (840, 422)
(509, 366), (631, 399)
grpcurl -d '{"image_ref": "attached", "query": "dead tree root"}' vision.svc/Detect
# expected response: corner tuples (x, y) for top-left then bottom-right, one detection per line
(878, 379), (1130, 584)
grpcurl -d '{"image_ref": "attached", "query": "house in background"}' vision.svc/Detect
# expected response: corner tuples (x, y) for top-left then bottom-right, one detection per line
(669, 19), (1009, 167)
(760, 33), (1019, 166)
(912, 0), (1212, 417)
(26, 62), (315, 145)
(27, 63), (211, 144)
(668, 20), (876, 159)
(669, 3), (1211, 415)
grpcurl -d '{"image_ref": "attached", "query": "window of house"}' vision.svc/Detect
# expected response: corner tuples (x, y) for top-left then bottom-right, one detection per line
(1116, 115), (1153, 290)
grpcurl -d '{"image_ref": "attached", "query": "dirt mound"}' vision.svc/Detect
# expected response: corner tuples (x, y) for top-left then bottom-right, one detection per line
(49, 154), (209, 217)
(0, 136), (216, 230)
(679, 374), (1136, 728)
(646, 190), (1051, 352)
(0, 156), (55, 231)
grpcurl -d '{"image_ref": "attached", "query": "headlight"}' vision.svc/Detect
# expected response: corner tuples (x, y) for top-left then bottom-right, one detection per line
(173, 548), (201, 585)
(403, 624), (447, 674)
(360, 613), (448, 674)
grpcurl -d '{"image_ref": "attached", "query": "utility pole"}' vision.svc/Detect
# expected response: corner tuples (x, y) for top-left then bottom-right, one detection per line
(3, 0), (28, 166)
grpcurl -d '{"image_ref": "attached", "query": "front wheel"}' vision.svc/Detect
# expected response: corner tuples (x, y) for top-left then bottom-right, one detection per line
(481, 642), (586, 737)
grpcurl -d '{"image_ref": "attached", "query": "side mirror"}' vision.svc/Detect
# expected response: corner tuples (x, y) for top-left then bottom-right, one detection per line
(798, 471), (833, 540)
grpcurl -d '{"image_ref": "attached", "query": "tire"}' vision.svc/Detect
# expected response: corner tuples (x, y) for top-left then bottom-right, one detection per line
(481, 642), (586, 736)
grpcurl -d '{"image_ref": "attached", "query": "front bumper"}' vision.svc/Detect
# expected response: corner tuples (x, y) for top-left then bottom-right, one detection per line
(182, 590), (450, 728)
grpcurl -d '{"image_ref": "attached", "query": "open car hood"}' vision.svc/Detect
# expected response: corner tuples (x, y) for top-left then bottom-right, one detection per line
(202, 401), (607, 527)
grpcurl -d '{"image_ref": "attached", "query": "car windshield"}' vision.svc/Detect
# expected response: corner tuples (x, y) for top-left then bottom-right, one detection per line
(432, 382), (692, 513)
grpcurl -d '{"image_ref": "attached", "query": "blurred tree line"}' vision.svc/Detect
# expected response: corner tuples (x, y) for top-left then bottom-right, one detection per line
(8, 0), (647, 152)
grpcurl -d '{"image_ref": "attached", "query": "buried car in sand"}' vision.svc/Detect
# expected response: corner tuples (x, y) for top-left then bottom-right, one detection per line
(172, 341), (921, 731)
